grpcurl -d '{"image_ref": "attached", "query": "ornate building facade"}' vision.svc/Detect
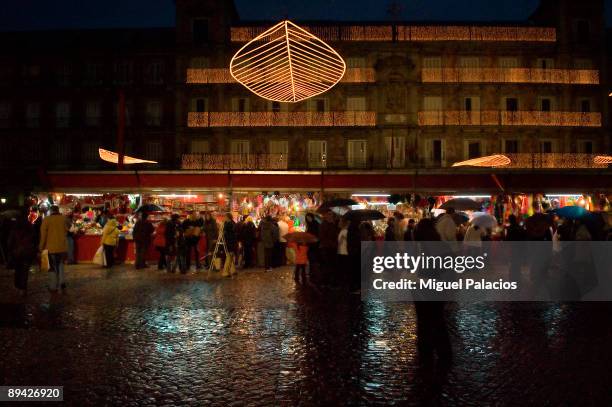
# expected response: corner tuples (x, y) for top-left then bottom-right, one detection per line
(0, 0), (610, 200)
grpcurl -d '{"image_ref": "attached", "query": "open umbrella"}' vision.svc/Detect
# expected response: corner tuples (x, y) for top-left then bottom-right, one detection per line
(319, 198), (358, 209)
(470, 213), (498, 229)
(283, 232), (318, 244)
(439, 198), (482, 211)
(343, 209), (385, 222)
(552, 206), (590, 220)
(135, 204), (165, 213)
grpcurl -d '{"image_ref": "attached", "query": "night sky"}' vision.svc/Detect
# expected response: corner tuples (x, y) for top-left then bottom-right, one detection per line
(3, 0), (612, 30)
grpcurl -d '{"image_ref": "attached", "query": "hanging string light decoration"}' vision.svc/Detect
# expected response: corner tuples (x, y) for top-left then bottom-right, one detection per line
(229, 20), (346, 103)
(418, 111), (601, 127)
(186, 67), (374, 84)
(421, 68), (599, 85)
(98, 148), (157, 165)
(452, 154), (612, 169)
(452, 155), (511, 168)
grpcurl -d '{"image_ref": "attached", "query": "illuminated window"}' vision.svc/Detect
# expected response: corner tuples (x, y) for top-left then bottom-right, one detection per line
(348, 140), (367, 168)
(145, 101), (162, 126)
(25, 102), (40, 128)
(347, 97), (366, 111)
(193, 19), (209, 45)
(55, 102), (71, 128)
(308, 140), (327, 168)
(190, 139), (210, 154)
(85, 101), (102, 126)
(270, 140), (289, 168)
(385, 136), (405, 168)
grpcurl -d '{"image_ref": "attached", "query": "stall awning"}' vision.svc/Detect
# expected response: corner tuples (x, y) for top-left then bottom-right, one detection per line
(43, 170), (612, 194)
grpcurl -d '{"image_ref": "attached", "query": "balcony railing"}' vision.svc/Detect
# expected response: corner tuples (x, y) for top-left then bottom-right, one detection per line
(187, 111), (377, 127)
(186, 67), (376, 84)
(231, 25), (555, 42)
(418, 111), (601, 127)
(182, 154), (288, 170)
(421, 68), (599, 85)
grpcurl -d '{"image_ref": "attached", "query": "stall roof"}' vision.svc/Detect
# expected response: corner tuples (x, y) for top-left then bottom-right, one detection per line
(42, 170), (612, 194)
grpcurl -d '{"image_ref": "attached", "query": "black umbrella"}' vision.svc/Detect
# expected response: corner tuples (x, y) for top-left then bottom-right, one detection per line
(439, 198), (482, 211)
(343, 209), (385, 222)
(135, 204), (165, 213)
(319, 198), (358, 208)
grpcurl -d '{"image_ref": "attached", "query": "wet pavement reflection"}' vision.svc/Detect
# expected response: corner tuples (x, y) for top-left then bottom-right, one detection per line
(1, 265), (611, 406)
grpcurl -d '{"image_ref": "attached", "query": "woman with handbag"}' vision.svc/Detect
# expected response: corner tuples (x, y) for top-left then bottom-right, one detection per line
(101, 215), (120, 269)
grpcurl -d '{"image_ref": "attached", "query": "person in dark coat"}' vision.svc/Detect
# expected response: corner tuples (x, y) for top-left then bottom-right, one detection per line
(222, 213), (238, 277)
(239, 216), (257, 268)
(505, 214), (526, 281)
(259, 215), (277, 272)
(304, 213), (321, 283)
(346, 219), (362, 292)
(164, 214), (180, 273)
(182, 211), (204, 270)
(203, 212), (218, 268)
(385, 217), (396, 241)
(413, 218), (453, 366)
(8, 208), (36, 296)
(133, 212), (154, 269)
(318, 211), (339, 285)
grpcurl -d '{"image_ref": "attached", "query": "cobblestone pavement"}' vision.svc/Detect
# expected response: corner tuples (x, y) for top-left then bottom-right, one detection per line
(0, 264), (611, 406)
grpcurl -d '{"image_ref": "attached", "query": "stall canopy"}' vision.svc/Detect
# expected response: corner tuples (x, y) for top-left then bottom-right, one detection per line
(43, 170), (612, 194)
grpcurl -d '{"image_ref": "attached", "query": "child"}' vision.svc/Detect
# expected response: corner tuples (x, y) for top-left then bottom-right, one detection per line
(294, 243), (309, 285)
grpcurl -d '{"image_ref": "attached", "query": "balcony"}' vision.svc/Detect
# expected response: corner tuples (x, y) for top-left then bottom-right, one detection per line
(418, 111), (601, 127)
(231, 25), (555, 42)
(421, 68), (599, 85)
(187, 111), (377, 127)
(182, 154), (288, 170)
(186, 67), (376, 84)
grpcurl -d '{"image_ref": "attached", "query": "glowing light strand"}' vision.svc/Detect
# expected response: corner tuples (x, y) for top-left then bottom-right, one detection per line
(186, 67), (374, 84)
(230, 20), (346, 102)
(187, 111), (376, 127)
(418, 111), (601, 127)
(452, 154), (612, 169)
(98, 148), (157, 164)
(422, 68), (599, 85)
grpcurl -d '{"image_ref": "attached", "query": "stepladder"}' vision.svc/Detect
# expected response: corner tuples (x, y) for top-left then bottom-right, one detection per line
(208, 221), (228, 276)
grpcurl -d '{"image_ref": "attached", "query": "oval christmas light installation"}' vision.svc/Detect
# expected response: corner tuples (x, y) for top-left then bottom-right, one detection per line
(230, 20), (346, 103)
